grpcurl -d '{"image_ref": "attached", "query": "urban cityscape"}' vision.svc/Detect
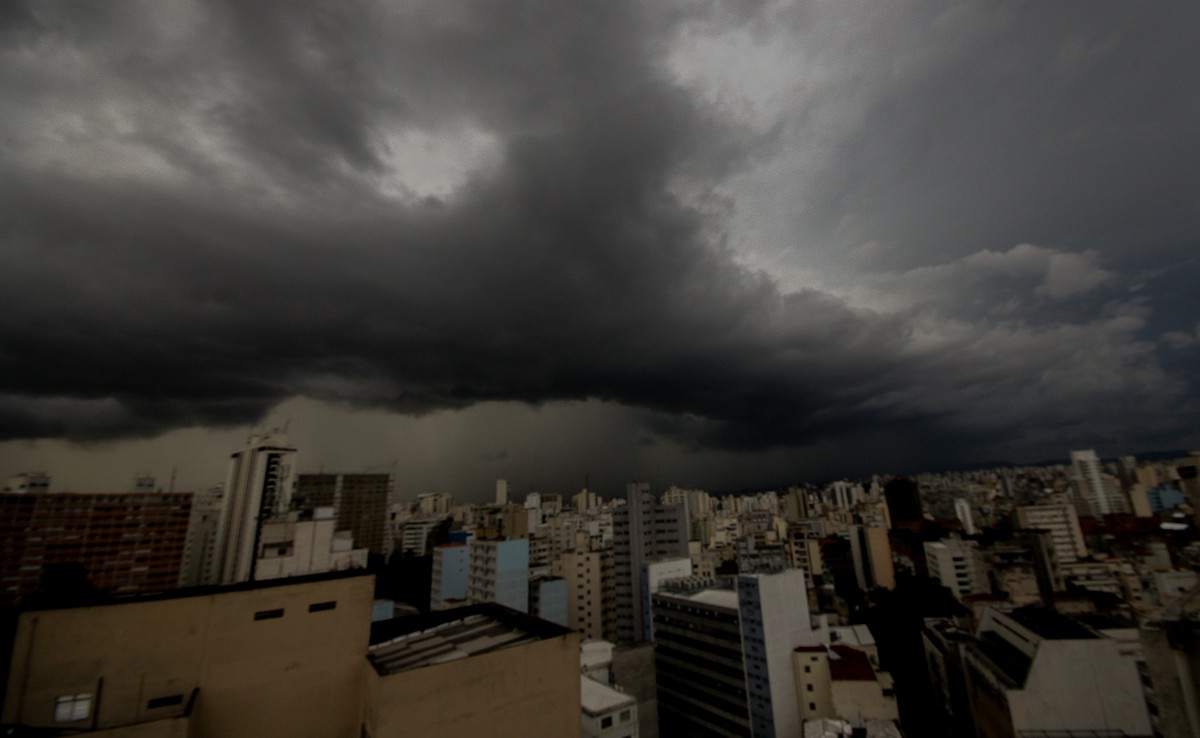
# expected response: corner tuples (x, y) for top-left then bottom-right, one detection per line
(2, 0), (1199, 736)
(2, 440), (1200, 737)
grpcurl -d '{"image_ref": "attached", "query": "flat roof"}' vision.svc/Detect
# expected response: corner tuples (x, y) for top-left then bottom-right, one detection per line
(580, 675), (635, 715)
(368, 603), (572, 676)
(681, 589), (740, 609)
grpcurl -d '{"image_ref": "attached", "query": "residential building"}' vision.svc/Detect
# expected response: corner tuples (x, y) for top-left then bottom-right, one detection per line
(793, 644), (899, 725)
(0, 490), (191, 605)
(296, 473), (392, 556)
(613, 482), (688, 643)
(739, 570), (811, 737)
(554, 548), (614, 641)
(1014, 504), (1088, 565)
(253, 507), (368, 580)
(430, 543), (469, 610)
(467, 538), (529, 612)
(849, 525), (895, 591)
(213, 433), (297, 585)
(1070, 448), (1129, 516)
(180, 486), (223, 587)
(581, 675), (638, 738)
(925, 539), (988, 601)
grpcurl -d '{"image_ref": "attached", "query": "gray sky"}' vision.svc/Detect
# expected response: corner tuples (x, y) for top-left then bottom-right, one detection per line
(1, 0), (1198, 502)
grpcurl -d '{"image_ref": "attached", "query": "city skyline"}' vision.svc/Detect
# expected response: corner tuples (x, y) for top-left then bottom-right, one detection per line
(2, 1), (1198, 499)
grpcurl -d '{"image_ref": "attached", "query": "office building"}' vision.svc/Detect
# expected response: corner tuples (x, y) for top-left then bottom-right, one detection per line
(614, 482), (688, 643)
(640, 557), (692, 641)
(213, 433), (297, 585)
(0, 490), (191, 606)
(739, 570), (811, 737)
(467, 538), (530, 612)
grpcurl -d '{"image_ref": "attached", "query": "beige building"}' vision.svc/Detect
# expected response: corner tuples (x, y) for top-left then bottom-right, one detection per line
(794, 644), (899, 725)
(3, 572), (373, 737)
(2, 573), (582, 738)
(365, 605), (580, 738)
(554, 548), (614, 641)
(1015, 504), (1088, 564)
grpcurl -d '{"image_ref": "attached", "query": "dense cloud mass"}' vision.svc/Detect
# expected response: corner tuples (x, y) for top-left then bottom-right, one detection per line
(1, 0), (1198, 476)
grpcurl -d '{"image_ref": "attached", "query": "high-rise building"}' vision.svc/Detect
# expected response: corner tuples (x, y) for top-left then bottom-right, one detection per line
(554, 548), (614, 641)
(652, 569), (813, 737)
(849, 525), (895, 591)
(0, 491), (192, 605)
(431, 543), (469, 610)
(467, 538), (530, 613)
(1070, 449), (1128, 515)
(296, 473), (393, 557)
(496, 478), (508, 506)
(213, 433), (297, 585)
(253, 507), (368, 580)
(925, 538), (988, 600)
(1015, 504), (1088, 565)
(180, 486), (224, 587)
(613, 482), (688, 643)
(953, 497), (976, 535)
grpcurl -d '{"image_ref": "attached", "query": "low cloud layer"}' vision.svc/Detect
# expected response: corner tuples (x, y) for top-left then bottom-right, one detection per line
(1, 0), (1197, 476)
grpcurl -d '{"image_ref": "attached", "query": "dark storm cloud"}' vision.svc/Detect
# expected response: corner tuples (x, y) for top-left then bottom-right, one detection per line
(0, 0), (1196, 462)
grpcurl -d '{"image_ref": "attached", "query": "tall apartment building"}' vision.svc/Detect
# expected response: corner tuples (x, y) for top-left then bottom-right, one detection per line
(849, 525), (895, 591)
(555, 548), (615, 641)
(738, 570), (811, 738)
(1015, 504), (1088, 565)
(0, 491), (192, 605)
(652, 570), (815, 737)
(613, 482), (688, 643)
(925, 538), (988, 600)
(430, 543), (469, 610)
(467, 538), (530, 612)
(180, 486), (224, 587)
(295, 473), (392, 556)
(1070, 449), (1129, 515)
(213, 433), (297, 585)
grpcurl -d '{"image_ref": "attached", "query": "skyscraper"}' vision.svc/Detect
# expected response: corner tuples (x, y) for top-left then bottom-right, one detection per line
(1069, 449), (1129, 516)
(212, 433), (297, 585)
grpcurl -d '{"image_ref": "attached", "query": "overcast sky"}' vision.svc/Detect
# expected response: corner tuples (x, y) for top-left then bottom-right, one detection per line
(2, 0), (1198, 501)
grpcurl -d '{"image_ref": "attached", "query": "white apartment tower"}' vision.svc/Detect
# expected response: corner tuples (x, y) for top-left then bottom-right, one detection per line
(1070, 449), (1128, 516)
(212, 432), (297, 585)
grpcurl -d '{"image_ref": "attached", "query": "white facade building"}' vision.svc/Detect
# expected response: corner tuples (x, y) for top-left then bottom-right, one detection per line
(213, 433), (297, 585)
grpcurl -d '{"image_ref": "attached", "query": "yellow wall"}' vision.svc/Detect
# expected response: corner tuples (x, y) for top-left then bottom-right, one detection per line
(366, 630), (581, 738)
(3, 575), (374, 738)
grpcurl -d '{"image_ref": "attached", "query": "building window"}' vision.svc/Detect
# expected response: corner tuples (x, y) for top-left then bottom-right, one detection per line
(147, 694), (184, 710)
(308, 601), (337, 613)
(619, 709), (632, 722)
(808, 702), (816, 711)
(601, 716), (613, 728)
(804, 665), (811, 673)
(54, 694), (92, 722)
(253, 608), (284, 620)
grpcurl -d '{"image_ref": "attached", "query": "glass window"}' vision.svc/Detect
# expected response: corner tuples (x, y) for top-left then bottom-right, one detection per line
(601, 716), (613, 728)
(619, 709), (631, 722)
(54, 694), (92, 722)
